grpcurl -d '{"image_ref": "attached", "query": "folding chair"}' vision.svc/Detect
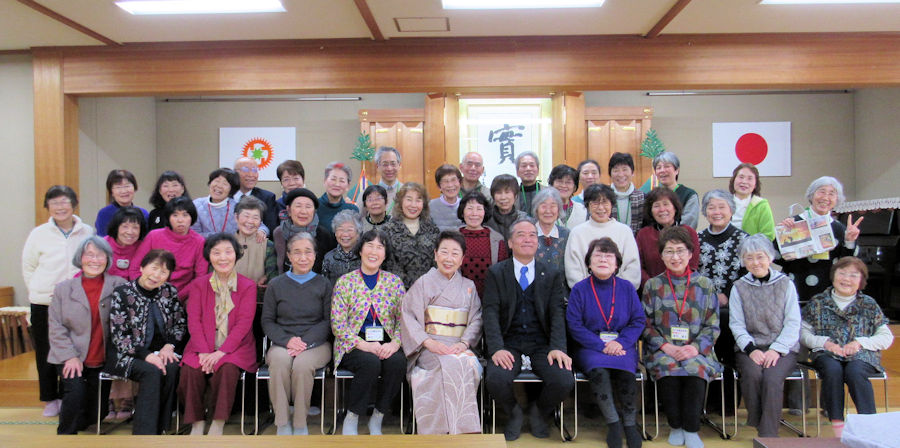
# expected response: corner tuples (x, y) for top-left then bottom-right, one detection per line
(97, 371), (182, 435)
(487, 370), (567, 441)
(810, 368), (889, 437)
(700, 370), (739, 439)
(778, 367), (810, 437)
(569, 367), (657, 442)
(332, 368), (406, 434)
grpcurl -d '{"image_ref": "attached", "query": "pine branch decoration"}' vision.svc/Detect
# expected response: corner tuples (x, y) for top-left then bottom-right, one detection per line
(640, 129), (666, 160)
(351, 132), (376, 162)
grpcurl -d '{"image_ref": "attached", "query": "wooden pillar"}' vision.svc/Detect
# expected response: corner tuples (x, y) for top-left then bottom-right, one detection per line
(424, 93), (446, 195)
(444, 94), (459, 167)
(564, 92), (586, 166)
(32, 50), (79, 224)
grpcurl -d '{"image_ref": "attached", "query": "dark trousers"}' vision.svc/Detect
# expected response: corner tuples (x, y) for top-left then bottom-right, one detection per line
(657, 376), (706, 433)
(814, 356), (879, 421)
(735, 351), (797, 437)
(129, 359), (180, 434)
(179, 363), (241, 424)
(338, 348), (406, 416)
(32, 304), (60, 402)
(57, 365), (109, 434)
(587, 367), (637, 426)
(484, 346), (575, 417)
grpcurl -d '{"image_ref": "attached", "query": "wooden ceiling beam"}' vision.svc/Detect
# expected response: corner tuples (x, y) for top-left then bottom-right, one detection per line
(645, 0), (692, 39)
(354, 0), (386, 41)
(16, 0), (120, 46)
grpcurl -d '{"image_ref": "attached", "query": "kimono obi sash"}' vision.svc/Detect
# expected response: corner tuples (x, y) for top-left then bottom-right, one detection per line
(424, 305), (468, 338)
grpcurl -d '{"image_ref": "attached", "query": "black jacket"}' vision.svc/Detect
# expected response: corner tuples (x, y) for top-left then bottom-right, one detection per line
(481, 257), (568, 356)
(250, 187), (279, 237)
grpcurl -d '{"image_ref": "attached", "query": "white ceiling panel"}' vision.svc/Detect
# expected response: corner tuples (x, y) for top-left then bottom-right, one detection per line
(667, 0), (900, 33)
(0, 0), (103, 50)
(369, 0), (676, 37)
(34, 0), (373, 43)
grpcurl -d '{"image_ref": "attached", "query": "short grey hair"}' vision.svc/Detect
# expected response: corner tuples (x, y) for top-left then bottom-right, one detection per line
(652, 151), (681, 171)
(701, 189), (736, 217)
(324, 161), (352, 182)
(332, 209), (362, 234)
(805, 176), (845, 207)
(287, 232), (317, 253)
(531, 186), (563, 218)
(508, 216), (538, 241)
(515, 151), (540, 170)
(375, 146), (402, 165)
(72, 236), (113, 273)
(738, 233), (777, 263)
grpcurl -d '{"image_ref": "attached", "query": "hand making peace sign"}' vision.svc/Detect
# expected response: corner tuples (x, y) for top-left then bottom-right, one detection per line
(845, 213), (864, 242)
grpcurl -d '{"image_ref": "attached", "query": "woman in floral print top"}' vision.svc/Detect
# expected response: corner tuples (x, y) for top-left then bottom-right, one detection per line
(642, 226), (721, 448)
(330, 229), (406, 435)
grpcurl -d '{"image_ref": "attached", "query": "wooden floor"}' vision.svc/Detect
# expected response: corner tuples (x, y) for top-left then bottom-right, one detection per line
(1, 325), (898, 447)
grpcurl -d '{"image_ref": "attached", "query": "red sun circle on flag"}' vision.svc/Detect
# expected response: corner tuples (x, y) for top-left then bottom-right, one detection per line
(735, 133), (768, 165)
(241, 137), (275, 170)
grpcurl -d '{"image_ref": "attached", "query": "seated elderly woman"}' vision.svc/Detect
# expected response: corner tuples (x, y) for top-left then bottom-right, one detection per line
(180, 233), (258, 436)
(729, 234), (801, 439)
(192, 167), (268, 239)
(233, 196), (277, 294)
(331, 229), (406, 435)
(401, 231), (483, 434)
(642, 226), (721, 448)
(382, 182), (441, 288)
(532, 187), (569, 274)
(262, 233), (334, 436)
(565, 184), (641, 289)
(321, 209), (362, 284)
(48, 236), (127, 434)
(567, 237), (645, 448)
(106, 249), (187, 435)
(274, 187), (337, 274)
(457, 191), (508, 298)
(801, 256), (894, 437)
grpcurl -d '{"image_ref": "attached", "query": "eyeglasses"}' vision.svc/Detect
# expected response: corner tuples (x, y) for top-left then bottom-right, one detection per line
(281, 175), (303, 183)
(462, 161), (483, 168)
(239, 166), (259, 173)
(82, 251), (106, 261)
(835, 270), (862, 279)
(742, 254), (770, 264)
(591, 252), (617, 261)
(662, 248), (690, 259)
(111, 184), (134, 192)
(379, 161), (399, 168)
(47, 199), (72, 207)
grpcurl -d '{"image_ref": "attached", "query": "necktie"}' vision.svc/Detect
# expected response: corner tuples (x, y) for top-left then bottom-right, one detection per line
(519, 266), (529, 290)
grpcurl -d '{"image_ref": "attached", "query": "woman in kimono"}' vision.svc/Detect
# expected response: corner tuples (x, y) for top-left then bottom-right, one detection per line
(401, 230), (483, 434)
(642, 226), (721, 448)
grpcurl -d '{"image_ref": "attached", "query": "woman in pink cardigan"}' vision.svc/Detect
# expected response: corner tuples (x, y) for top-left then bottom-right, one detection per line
(130, 197), (208, 300)
(178, 233), (258, 436)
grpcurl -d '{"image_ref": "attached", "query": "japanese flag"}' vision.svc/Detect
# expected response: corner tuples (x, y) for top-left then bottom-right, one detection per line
(712, 122), (791, 177)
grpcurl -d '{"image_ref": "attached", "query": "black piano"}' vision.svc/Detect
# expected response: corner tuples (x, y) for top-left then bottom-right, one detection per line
(836, 204), (900, 320)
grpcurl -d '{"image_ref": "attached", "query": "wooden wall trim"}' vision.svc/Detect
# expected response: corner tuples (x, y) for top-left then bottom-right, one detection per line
(359, 108), (425, 122)
(32, 51), (79, 224)
(45, 33), (900, 96)
(585, 106), (653, 121)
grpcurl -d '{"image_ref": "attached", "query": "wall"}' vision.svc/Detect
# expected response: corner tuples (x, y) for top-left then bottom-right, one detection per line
(854, 89), (900, 201)
(79, 97), (158, 227)
(0, 55), (34, 306)
(584, 91), (856, 228)
(155, 94), (425, 200)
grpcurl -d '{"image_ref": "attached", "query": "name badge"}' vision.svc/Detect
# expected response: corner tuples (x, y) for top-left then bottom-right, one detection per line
(671, 326), (690, 341)
(599, 332), (618, 343)
(116, 258), (130, 270)
(811, 252), (830, 260)
(365, 326), (385, 342)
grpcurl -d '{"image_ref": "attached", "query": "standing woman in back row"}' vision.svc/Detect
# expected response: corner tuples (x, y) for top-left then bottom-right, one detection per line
(22, 186), (95, 418)
(147, 171), (190, 231)
(95, 169), (149, 237)
(729, 163), (775, 241)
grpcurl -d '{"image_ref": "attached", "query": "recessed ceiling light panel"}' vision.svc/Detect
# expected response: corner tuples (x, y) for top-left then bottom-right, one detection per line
(115, 0), (286, 15)
(442, 0), (604, 10)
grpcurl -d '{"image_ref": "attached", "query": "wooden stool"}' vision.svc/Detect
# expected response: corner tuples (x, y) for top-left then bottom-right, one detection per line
(0, 308), (32, 360)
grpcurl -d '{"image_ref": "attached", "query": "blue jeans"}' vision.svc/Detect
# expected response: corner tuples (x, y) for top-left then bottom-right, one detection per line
(814, 355), (879, 420)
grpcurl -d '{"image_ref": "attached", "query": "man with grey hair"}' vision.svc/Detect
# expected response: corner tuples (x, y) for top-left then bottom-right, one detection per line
(641, 152), (700, 230)
(459, 151), (491, 199)
(234, 156), (278, 235)
(515, 151), (541, 217)
(317, 162), (359, 231)
(375, 146), (403, 206)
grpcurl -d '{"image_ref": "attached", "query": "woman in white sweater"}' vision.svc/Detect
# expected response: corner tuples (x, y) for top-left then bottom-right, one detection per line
(21, 185), (95, 417)
(565, 184), (641, 289)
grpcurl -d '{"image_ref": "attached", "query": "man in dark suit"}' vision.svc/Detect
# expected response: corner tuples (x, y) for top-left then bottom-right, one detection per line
(483, 217), (574, 441)
(234, 157), (279, 234)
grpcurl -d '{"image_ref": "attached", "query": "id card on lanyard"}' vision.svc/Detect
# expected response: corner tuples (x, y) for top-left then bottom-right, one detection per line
(667, 271), (692, 342)
(590, 276), (618, 343)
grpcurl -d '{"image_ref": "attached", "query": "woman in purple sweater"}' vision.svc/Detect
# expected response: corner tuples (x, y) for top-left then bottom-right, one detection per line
(130, 197), (208, 299)
(567, 237), (645, 448)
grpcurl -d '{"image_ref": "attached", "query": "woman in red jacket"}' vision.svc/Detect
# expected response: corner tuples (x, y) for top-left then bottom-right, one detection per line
(179, 233), (258, 436)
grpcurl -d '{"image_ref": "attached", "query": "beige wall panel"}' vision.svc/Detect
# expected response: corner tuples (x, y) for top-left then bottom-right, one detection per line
(854, 89), (900, 201)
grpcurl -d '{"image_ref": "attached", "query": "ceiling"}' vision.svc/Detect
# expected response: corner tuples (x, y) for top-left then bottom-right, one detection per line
(2, 0), (900, 51)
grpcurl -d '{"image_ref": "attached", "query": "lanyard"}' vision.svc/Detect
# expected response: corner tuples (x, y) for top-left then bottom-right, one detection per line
(666, 270), (691, 321)
(589, 275), (615, 330)
(520, 181), (541, 212)
(207, 201), (230, 233)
